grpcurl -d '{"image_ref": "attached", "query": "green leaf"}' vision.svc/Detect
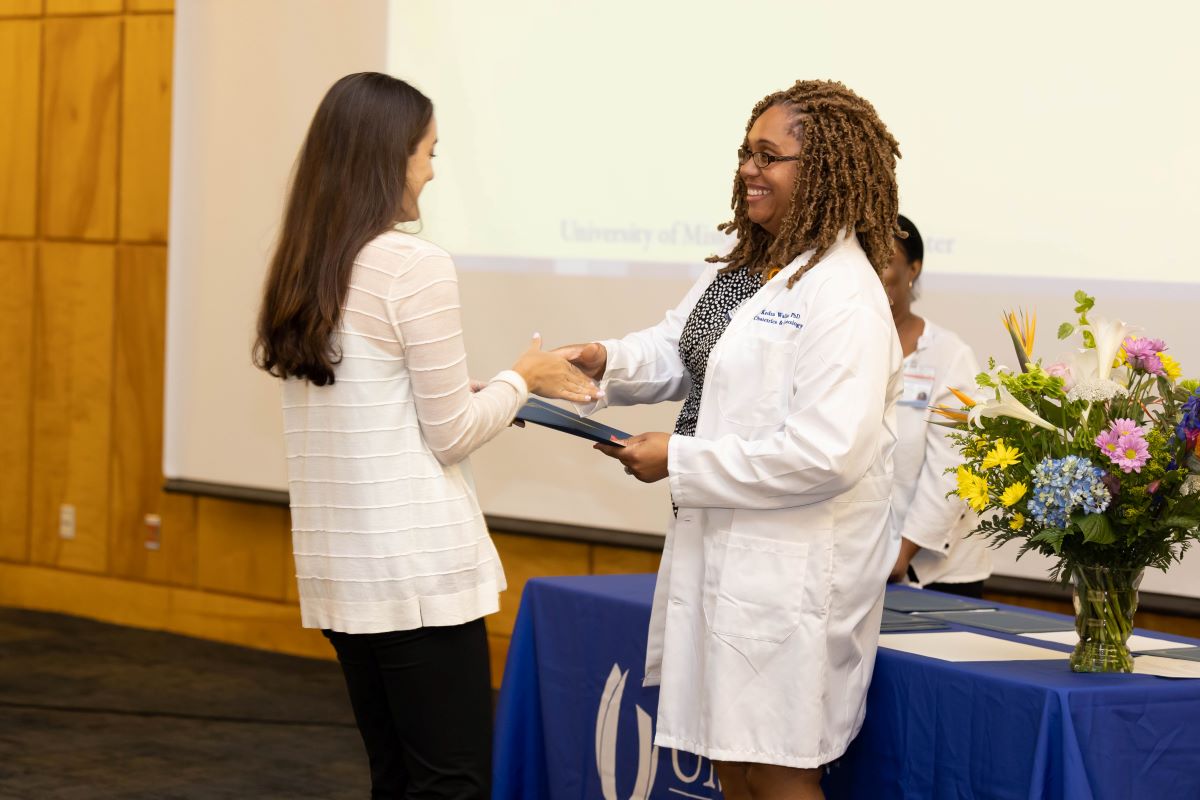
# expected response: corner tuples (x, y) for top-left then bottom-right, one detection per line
(1077, 513), (1117, 544)
(1030, 527), (1069, 554)
(1082, 330), (1096, 349)
(1159, 514), (1200, 531)
(1057, 322), (1074, 340)
(975, 372), (995, 388)
(1074, 290), (1095, 312)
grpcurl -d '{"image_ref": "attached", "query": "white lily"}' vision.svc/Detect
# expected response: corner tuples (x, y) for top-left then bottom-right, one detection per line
(969, 385), (1061, 432)
(1087, 316), (1131, 382)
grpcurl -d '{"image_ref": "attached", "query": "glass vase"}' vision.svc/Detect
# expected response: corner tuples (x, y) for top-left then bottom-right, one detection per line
(1069, 565), (1143, 673)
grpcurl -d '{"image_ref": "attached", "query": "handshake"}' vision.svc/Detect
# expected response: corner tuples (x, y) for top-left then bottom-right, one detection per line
(488, 336), (670, 484)
(508, 334), (608, 404)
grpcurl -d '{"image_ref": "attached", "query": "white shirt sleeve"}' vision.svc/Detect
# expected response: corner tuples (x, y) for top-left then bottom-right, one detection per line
(898, 337), (980, 555)
(387, 253), (527, 466)
(577, 264), (718, 415)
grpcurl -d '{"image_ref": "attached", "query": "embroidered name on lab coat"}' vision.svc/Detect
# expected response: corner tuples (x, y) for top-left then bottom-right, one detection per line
(752, 309), (804, 329)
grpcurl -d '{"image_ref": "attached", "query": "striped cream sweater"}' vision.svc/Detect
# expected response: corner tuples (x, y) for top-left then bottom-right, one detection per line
(281, 230), (526, 634)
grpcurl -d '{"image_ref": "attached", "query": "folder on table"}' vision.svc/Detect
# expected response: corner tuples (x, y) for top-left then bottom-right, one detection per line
(884, 588), (996, 613)
(881, 609), (950, 632)
(1137, 646), (1200, 662)
(515, 397), (629, 447)
(922, 609), (1074, 634)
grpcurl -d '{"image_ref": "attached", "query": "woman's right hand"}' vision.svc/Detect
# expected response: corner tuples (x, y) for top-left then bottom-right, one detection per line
(513, 334), (601, 403)
(550, 341), (607, 382)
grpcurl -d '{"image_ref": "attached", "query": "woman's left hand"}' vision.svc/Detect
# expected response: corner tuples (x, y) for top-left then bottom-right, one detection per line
(594, 432), (670, 483)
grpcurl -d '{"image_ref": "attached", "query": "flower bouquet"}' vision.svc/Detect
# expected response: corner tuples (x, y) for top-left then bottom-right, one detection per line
(933, 291), (1200, 672)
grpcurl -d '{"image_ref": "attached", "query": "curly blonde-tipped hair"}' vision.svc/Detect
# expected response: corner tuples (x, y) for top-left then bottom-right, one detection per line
(710, 80), (902, 288)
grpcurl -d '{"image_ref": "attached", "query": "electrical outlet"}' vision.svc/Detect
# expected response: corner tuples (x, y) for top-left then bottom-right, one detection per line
(144, 514), (162, 551)
(59, 504), (76, 540)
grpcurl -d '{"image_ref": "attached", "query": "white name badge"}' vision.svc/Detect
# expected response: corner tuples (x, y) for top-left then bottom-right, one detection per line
(900, 366), (935, 407)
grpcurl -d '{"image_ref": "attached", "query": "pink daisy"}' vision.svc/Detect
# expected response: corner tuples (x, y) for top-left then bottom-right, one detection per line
(1110, 418), (1141, 436)
(1123, 337), (1166, 358)
(1094, 428), (1121, 456)
(1112, 432), (1151, 473)
(1139, 353), (1166, 376)
(1123, 337), (1169, 374)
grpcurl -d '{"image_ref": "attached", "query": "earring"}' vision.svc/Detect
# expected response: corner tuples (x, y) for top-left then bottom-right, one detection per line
(908, 280), (913, 289)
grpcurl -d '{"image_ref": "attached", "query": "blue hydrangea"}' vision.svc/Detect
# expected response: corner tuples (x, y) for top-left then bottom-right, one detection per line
(1028, 455), (1111, 529)
(1176, 389), (1200, 441)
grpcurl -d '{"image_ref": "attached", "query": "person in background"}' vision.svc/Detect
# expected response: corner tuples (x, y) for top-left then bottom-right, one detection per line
(884, 214), (992, 597)
(254, 72), (595, 799)
(557, 80), (903, 800)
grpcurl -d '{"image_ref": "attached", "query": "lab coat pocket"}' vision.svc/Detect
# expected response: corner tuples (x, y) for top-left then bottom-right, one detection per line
(704, 531), (809, 643)
(715, 338), (797, 428)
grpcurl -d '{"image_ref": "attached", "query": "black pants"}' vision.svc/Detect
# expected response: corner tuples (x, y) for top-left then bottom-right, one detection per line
(323, 618), (492, 800)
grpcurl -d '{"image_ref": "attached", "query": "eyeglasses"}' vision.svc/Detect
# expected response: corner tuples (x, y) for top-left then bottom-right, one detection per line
(737, 147), (801, 169)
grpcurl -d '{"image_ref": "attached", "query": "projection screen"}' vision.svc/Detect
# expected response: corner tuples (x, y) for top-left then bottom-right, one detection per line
(165, 0), (1200, 597)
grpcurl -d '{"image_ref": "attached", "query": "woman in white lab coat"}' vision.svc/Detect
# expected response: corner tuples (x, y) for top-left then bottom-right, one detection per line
(884, 215), (992, 597)
(559, 80), (904, 800)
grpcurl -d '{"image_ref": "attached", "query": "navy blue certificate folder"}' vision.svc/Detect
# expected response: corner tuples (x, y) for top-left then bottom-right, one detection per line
(922, 609), (1076, 634)
(881, 609), (950, 632)
(883, 587), (996, 613)
(1138, 646), (1200, 662)
(515, 398), (629, 447)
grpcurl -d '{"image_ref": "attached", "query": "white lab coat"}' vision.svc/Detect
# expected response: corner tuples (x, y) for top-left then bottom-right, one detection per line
(587, 231), (902, 768)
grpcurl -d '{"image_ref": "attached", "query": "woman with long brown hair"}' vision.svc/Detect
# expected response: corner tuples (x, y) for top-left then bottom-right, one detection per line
(255, 72), (595, 799)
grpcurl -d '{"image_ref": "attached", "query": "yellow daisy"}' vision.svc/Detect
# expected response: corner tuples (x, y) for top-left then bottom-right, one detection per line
(1160, 353), (1182, 382)
(982, 439), (1022, 471)
(956, 467), (990, 512)
(1000, 482), (1027, 507)
(1009, 512), (1026, 530)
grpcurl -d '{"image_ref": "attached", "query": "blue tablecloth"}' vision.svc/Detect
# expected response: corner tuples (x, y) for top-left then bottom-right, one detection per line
(493, 574), (1200, 800)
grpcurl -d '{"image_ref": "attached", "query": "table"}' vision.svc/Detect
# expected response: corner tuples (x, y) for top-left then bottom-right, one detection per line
(493, 574), (1200, 800)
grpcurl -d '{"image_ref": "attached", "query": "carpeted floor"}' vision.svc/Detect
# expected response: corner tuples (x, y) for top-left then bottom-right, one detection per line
(0, 608), (369, 799)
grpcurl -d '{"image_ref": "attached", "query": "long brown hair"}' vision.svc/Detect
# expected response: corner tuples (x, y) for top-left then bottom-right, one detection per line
(710, 80), (901, 288)
(254, 72), (433, 385)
